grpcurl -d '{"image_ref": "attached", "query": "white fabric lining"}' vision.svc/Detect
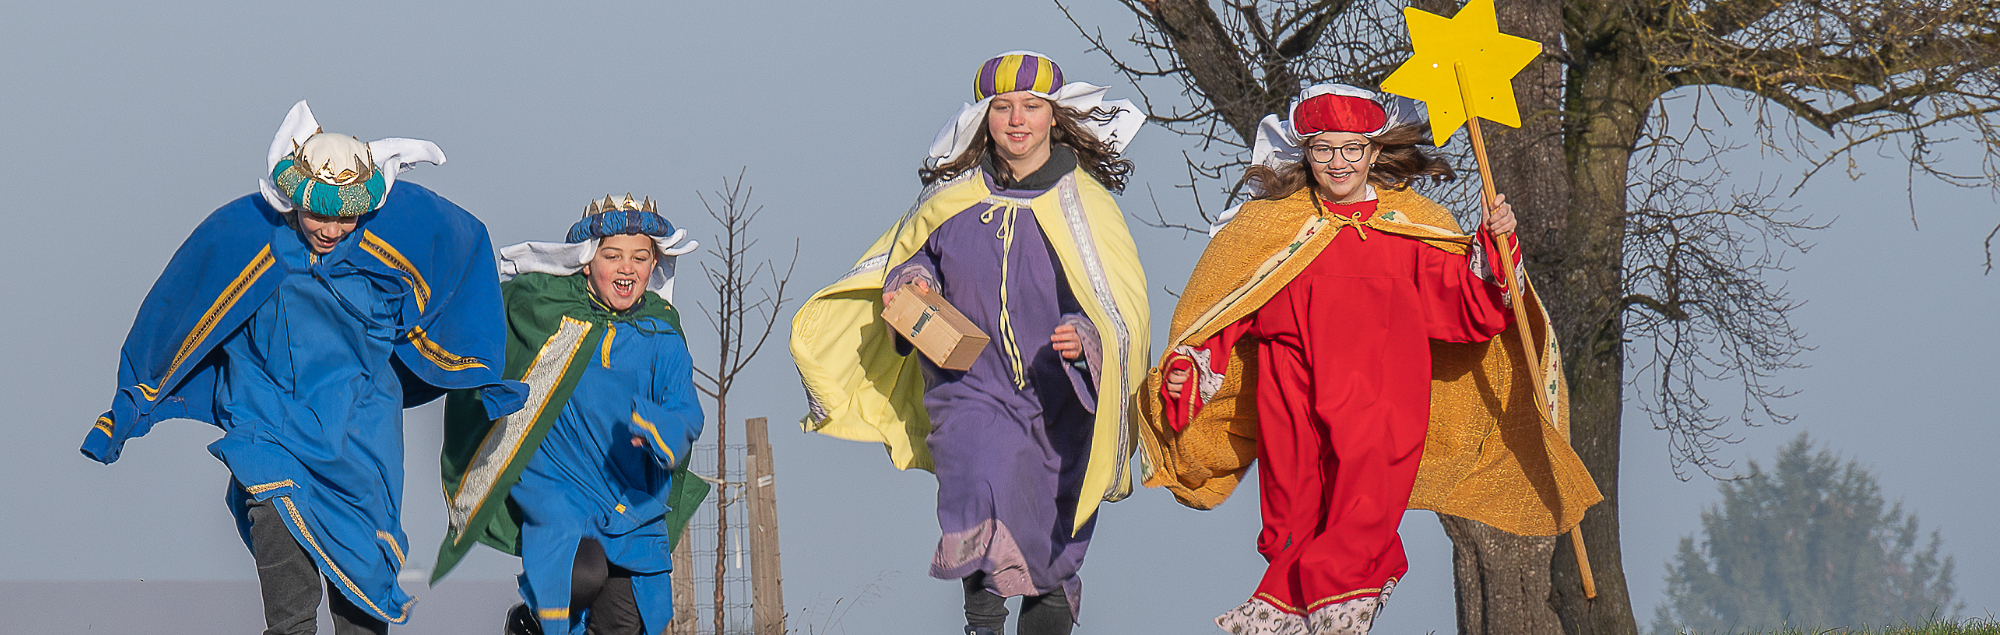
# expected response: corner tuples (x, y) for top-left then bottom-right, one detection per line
(448, 317), (593, 534)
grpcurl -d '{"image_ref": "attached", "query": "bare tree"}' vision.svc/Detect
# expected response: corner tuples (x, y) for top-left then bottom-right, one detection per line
(691, 169), (799, 635)
(1061, 0), (2000, 633)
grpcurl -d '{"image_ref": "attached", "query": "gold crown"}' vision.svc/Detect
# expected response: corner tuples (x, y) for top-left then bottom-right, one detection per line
(584, 193), (657, 217)
(291, 130), (376, 187)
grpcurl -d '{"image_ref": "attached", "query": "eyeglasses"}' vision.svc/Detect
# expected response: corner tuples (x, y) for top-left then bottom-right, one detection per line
(1307, 142), (1370, 164)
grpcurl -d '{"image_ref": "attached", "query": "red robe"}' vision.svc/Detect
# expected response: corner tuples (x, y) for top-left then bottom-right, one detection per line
(1162, 198), (1515, 619)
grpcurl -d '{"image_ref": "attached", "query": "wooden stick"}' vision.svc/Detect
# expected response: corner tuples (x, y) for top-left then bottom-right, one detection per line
(1454, 62), (1597, 600)
(1570, 523), (1598, 600)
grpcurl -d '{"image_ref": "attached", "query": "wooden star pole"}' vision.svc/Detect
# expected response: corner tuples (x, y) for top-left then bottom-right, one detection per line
(1381, 0), (1596, 599)
(1455, 62), (1597, 600)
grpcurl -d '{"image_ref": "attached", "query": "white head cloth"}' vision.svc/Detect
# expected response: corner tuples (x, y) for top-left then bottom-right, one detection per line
(925, 51), (1147, 167)
(1213, 84), (1424, 235)
(257, 100), (447, 213)
(1248, 84), (1429, 174)
(497, 230), (700, 304)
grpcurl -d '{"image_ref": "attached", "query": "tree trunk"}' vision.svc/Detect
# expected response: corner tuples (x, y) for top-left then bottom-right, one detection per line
(1540, 2), (1660, 631)
(1441, 515), (1563, 635)
(1150, 0), (1293, 140)
(714, 404), (730, 635)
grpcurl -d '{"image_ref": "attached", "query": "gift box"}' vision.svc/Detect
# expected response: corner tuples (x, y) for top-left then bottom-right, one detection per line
(881, 282), (990, 371)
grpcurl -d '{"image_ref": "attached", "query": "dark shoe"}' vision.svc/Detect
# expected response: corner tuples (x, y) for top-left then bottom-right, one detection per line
(506, 603), (544, 635)
(964, 627), (997, 635)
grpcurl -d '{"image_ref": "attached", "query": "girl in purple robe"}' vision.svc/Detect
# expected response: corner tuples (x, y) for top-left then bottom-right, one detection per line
(873, 51), (1146, 635)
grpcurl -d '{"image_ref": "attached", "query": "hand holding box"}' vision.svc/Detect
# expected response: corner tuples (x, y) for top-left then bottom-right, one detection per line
(881, 282), (991, 371)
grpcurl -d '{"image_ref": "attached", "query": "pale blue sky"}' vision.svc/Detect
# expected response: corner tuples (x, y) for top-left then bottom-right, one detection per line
(1, 1), (1993, 633)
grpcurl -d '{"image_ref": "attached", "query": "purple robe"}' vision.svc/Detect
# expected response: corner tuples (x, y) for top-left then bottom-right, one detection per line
(890, 170), (1101, 617)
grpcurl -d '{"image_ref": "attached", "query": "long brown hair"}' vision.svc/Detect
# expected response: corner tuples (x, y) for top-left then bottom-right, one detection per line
(920, 100), (1134, 192)
(1242, 124), (1454, 200)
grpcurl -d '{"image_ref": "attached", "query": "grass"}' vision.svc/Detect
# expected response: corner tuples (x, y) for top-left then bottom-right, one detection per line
(1718, 617), (2000, 635)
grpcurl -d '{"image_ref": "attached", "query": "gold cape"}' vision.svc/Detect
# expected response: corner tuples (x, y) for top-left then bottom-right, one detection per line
(1136, 186), (1601, 536)
(789, 168), (1151, 534)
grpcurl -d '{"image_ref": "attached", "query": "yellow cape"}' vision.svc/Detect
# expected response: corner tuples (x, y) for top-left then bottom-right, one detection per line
(1136, 186), (1601, 536)
(789, 168), (1151, 534)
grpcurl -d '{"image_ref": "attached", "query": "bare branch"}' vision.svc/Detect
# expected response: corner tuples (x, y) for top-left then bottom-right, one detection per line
(691, 168), (800, 418)
(1131, 181), (1213, 236)
(1623, 103), (1826, 477)
(1069, 0), (2000, 478)
(1794, 103), (2000, 189)
(1986, 222), (1999, 274)
(1621, 293), (1692, 321)
(1693, 0), (1791, 37)
(731, 242), (799, 377)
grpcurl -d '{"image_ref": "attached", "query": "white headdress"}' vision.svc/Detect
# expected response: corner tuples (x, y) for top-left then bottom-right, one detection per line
(257, 101), (446, 214)
(926, 51), (1147, 167)
(1213, 84), (1429, 234)
(1249, 84), (1429, 174)
(498, 195), (701, 303)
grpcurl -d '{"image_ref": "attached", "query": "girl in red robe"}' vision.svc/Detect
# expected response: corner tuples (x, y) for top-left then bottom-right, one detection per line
(1158, 84), (1521, 634)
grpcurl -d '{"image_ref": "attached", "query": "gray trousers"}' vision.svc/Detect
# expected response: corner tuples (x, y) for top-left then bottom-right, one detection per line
(962, 574), (1072, 635)
(246, 496), (390, 635)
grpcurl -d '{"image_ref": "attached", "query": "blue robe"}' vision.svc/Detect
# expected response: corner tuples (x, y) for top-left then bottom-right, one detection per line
(511, 310), (701, 635)
(82, 184), (525, 624)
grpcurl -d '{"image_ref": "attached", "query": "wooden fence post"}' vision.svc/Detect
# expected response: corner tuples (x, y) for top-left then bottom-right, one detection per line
(746, 417), (786, 635)
(668, 512), (698, 635)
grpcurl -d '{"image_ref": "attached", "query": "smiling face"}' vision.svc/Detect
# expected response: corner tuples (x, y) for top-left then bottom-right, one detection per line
(1305, 131), (1381, 204)
(986, 91), (1056, 177)
(583, 233), (656, 311)
(295, 211), (358, 255)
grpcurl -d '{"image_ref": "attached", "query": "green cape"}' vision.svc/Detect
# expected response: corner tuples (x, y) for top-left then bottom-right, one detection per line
(432, 272), (709, 582)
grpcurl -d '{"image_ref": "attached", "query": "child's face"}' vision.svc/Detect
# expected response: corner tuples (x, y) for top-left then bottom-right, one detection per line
(1306, 132), (1379, 203)
(987, 92), (1056, 169)
(583, 233), (656, 311)
(296, 211), (358, 255)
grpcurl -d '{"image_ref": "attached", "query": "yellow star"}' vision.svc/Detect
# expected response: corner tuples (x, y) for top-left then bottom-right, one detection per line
(1379, 0), (1543, 143)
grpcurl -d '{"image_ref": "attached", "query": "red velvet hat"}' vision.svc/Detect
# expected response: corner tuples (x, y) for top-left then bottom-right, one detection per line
(1292, 92), (1389, 136)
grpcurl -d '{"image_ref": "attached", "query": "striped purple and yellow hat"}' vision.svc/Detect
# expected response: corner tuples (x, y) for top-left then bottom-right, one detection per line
(974, 51), (1066, 101)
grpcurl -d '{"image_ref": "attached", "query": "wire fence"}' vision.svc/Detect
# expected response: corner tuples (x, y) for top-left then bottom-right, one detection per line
(677, 441), (755, 635)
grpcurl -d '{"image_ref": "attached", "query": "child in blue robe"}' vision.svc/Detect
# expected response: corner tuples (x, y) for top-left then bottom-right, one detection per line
(434, 195), (705, 635)
(82, 102), (525, 635)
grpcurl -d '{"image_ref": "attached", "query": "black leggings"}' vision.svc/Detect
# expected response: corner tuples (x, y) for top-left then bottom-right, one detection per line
(565, 538), (643, 635)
